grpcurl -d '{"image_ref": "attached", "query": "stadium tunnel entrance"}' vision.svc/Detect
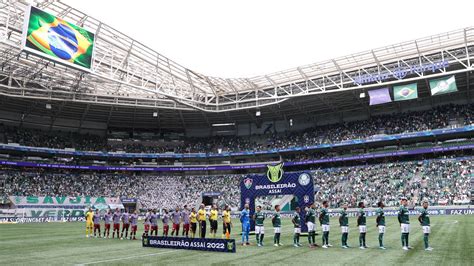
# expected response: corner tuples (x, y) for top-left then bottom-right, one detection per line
(201, 192), (221, 207)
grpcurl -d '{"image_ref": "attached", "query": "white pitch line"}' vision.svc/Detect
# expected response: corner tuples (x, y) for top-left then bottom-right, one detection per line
(76, 250), (179, 265)
(431, 220), (458, 226)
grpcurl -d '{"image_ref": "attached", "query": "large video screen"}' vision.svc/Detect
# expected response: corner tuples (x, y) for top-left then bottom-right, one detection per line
(22, 6), (95, 71)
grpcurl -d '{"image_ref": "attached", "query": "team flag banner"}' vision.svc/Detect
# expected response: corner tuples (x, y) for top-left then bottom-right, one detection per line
(142, 236), (236, 253)
(393, 83), (418, 101)
(368, 88), (392, 105)
(7, 196), (122, 219)
(10, 196), (120, 206)
(429, 75), (458, 96)
(22, 6), (95, 71)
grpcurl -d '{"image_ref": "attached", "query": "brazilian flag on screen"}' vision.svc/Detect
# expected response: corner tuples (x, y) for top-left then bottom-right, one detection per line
(429, 76), (458, 96)
(25, 6), (94, 70)
(393, 83), (418, 101)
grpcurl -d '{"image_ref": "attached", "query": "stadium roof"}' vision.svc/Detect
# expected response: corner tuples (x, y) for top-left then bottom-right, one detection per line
(0, 1), (473, 130)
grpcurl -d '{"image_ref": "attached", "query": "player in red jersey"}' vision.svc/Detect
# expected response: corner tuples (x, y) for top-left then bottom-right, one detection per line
(112, 208), (121, 238)
(171, 206), (181, 236)
(181, 205), (190, 237)
(162, 209), (170, 237)
(103, 209), (112, 238)
(143, 209), (151, 238)
(150, 209), (159, 236)
(130, 210), (139, 240)
(92, 209), (101, 238)
(120, 209), (130, 240)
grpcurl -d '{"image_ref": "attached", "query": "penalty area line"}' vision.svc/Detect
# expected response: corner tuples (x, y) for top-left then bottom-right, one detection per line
(75, 250), (179, 265)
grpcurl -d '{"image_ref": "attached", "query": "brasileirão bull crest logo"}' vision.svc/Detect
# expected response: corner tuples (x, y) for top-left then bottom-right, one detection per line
(227, 241), (234, 251)
(267, 163), (284, 183)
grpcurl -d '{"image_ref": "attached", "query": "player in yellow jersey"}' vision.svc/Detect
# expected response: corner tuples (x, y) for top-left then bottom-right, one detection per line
(85, 207), (94, 238)
(197, 204), (207, 238)
(209, 204), (219, 238)
(189, 208), (198, 238)
(222, 205), (232, 239)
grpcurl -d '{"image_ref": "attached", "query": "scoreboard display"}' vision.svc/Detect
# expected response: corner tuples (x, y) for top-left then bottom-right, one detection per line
(22, 5), (95, 72)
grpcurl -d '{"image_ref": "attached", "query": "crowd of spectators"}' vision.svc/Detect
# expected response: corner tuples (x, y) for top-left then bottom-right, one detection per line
(0, 103), (472, 154)
(1, 157), (471, 209)
(265, 104), (473, 150)
(1, 126), (106, 151)
(313, 157), (472, 208)
(137, 175), (240, 210)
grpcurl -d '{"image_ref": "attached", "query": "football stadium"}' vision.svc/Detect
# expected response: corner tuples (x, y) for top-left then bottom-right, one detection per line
(0, 0), (473, 265)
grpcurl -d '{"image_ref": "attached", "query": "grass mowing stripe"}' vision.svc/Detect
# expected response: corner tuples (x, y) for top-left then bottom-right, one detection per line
(0, 216), (472, 265)
(76, 250), (179, 265)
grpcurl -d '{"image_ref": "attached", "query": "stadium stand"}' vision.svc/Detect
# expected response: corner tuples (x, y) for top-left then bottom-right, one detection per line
(1, 103), (472, 154)
(1, 156), (471, 210)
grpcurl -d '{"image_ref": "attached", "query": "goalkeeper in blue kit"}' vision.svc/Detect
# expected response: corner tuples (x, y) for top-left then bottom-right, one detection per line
(240, 204), (250, 245)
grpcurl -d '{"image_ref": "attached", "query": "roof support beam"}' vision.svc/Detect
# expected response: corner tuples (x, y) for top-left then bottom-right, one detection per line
(178, 110), (186, 129)
(105, 105), (114, 129)
(1, 0), (473, 113)
(48, 101), (67, 130)
(78, 104), (90, 131)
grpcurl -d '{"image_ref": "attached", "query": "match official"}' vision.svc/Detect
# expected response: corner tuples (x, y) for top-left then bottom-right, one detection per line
(222, 205), (232, 239)
(198, 204), (207, 238)
(209, 204), (218, 238)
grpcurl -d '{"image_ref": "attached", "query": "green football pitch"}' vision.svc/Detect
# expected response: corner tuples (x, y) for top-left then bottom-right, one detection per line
(0, 215), (472, 265)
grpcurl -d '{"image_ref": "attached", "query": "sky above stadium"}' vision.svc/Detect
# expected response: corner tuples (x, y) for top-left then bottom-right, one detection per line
(62, 0), (473, 78)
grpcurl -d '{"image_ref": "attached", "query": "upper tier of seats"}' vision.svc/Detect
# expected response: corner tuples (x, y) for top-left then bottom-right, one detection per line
(1, 103), (472, 154)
